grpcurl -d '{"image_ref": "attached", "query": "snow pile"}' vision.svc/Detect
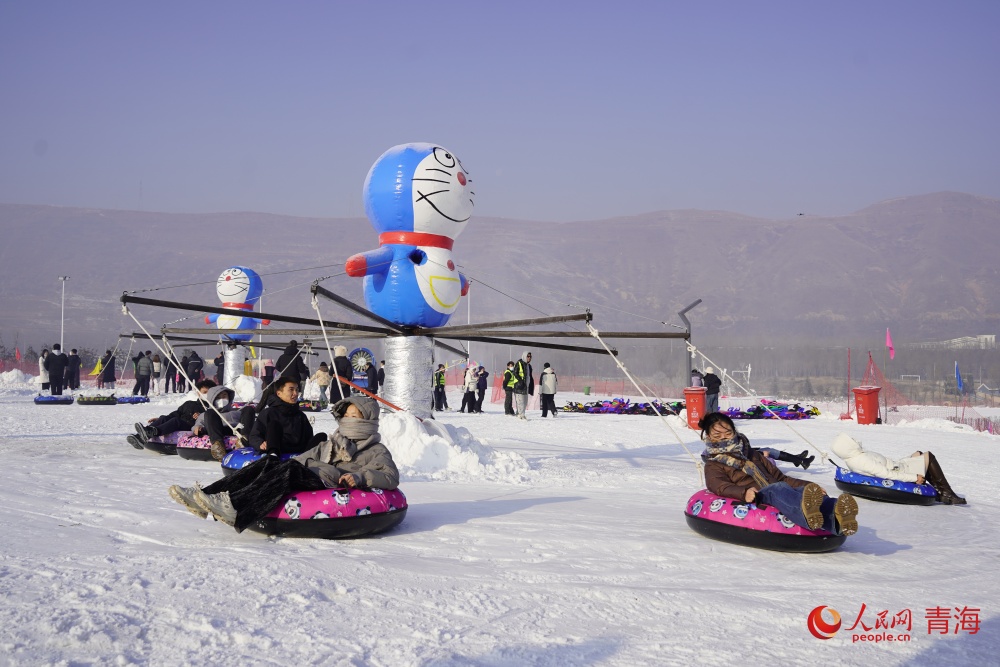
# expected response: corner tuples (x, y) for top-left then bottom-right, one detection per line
(381, 411), (529, 482)
(0, 369), (36, 396)
(892, 417), (978, 433)
(231, 374), (263, 402)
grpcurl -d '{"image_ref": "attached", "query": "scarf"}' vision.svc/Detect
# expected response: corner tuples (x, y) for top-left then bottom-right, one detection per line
(704, 435), (773, 489)
(329, 418), (381, 464)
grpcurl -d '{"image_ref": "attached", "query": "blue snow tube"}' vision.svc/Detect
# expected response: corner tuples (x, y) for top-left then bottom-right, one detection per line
(34, 395), (74, 405)
(834, 467), (937, 505)
(117, 396), (150, 404)
(221, 448), (295, 476)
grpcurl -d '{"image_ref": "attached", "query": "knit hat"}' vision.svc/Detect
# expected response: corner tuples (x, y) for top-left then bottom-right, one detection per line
(332, 395), (379, 421)
(334, 345), (348, 357)
(705, 367), (714, 374)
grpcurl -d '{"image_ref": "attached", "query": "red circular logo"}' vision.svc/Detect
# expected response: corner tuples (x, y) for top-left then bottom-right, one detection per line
(807, 606), (842, 639)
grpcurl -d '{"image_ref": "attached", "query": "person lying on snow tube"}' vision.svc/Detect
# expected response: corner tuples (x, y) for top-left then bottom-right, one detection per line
(133, 379), (216, 442)
(831, 434), (966, 505)
(168, 395), (399, 532)
(700, 412), (859, 536)
(247, 375), (323, 456)
(189, 385), (256, 461)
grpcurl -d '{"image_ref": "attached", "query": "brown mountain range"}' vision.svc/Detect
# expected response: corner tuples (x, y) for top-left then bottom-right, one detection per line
(1, 191), (997, 362)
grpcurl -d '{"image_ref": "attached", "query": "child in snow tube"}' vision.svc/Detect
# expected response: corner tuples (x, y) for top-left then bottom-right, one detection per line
(168, 394), (400, 535)
(700, 413), (858, 537)
(831, 434), (966, 505)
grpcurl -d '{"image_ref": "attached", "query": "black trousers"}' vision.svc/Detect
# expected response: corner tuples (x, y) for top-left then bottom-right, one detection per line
(504, 388), (514, 415)
(541, 394), (558, 417)
(476, 388), (486, 412)
(202, 456), (327, 533)
(50, 376), (64, 395)
(204, 406), (256, 445)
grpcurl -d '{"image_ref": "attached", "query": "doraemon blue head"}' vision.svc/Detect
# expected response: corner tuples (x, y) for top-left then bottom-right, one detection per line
(206, 266), (268, 341)
(347, 144), (474, 327)
(364, 143), (474, 237)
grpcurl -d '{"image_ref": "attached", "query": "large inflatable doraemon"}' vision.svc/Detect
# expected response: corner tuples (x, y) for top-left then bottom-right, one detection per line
(346, 143), (474, 328)
(205, 266), (270, 341)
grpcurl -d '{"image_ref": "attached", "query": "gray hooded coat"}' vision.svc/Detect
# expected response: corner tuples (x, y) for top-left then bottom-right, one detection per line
(293, 395), (399, 490)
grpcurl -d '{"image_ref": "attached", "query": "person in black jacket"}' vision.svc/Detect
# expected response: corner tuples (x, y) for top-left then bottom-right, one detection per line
(475, 365), (489, 413)
(186, 350), (205, 384)
(162, 354), (176, 393)
(248, 376), (323, 455)
(214, 352), (225, 384)
(364, 361), (378, 396)
(44, 344), (69, 395)
(703, 366), (722, 414)
(377, 360), (386, 394)
(135, 379), (217, 441)
(64, 349), (81, 390)
(100, 350), (117, 390)
(275, 340), (309, 394)
(331, 345), (354, 401)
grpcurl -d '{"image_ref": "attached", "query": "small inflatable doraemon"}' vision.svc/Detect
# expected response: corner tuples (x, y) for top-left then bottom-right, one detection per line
(205, 266), (270, 341)
(346, 144), (474, 328)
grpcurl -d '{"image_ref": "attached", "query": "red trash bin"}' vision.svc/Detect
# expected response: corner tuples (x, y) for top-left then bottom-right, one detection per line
(684, 386), (708, 430)
(853, 386), (881, 425)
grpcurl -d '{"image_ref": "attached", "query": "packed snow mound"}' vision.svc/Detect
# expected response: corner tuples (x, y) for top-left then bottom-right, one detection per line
(230, 374), (263, 403)
(892, 417), (977, 433)
(0, 370), (37, 395)
(380, 412), (529, 483)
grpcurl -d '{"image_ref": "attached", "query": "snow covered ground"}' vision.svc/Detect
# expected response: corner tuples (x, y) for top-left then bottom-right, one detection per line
(1, 371), (997, 666)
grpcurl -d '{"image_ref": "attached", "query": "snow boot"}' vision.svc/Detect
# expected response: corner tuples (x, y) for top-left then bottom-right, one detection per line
(777, 449), (814, 469)
(834, 493), (859, 536)
(925, 453), (967, 505)
(800, 483), (825, 530)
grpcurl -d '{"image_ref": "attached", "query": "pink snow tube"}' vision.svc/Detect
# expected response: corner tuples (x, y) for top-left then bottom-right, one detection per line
(175, 433), (242, 461)
(248, 487), (408, 539)
(684, 489), (846, 553)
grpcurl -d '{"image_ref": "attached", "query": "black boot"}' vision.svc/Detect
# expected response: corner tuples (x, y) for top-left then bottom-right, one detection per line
(925, 452), (967, 505)
(776, 450), (814, 470)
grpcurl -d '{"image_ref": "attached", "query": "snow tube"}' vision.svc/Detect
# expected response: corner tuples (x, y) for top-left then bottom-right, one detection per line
(175, 433), (242, 461)
(297, 400), (326, 412)
(220, 448), (294, 476)
(141, 430), (188, 456)
(77, 395), (117, 406)
(117, 396), (150, 404)
(34, 395), (75, 405)
(834, 467), (937, 505)
(247, 487), (408, 539)
(684, 489), (846, 553)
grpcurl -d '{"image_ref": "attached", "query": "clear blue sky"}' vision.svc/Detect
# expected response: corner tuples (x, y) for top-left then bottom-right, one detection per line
(2, 1), (998, 221)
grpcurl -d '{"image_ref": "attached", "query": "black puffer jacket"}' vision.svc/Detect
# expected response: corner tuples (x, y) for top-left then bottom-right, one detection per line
(275, 344), (309, 382)
(248, 400), (314, 455)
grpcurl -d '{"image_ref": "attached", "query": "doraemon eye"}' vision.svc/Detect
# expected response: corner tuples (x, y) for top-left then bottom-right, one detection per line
(433, 147), (456, 168)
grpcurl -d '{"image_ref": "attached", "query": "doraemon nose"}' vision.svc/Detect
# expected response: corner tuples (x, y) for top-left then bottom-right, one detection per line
(457, 172), (466, 186)
(225, 276), (231, 281)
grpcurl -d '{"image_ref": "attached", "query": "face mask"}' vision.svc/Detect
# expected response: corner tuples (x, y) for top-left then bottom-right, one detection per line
(214, 398), (229, 409)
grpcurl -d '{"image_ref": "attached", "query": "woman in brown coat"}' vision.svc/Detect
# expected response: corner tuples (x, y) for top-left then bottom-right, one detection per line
(701, 412), (859, 536)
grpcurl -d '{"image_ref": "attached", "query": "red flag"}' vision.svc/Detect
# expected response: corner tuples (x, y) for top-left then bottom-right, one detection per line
(885, 328), (895, 360)
(14, 347), (21, 361)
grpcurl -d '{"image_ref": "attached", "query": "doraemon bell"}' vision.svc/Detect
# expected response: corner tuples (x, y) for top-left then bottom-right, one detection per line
(346, 143), (474, 328)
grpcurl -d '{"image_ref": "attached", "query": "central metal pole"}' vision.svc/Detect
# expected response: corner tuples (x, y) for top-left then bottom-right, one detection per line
(59, 276), (69, 350)
(677, 299), (702, 386)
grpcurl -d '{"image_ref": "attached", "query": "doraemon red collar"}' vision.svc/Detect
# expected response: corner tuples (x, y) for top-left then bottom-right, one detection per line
(378, 231), (454, 250)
